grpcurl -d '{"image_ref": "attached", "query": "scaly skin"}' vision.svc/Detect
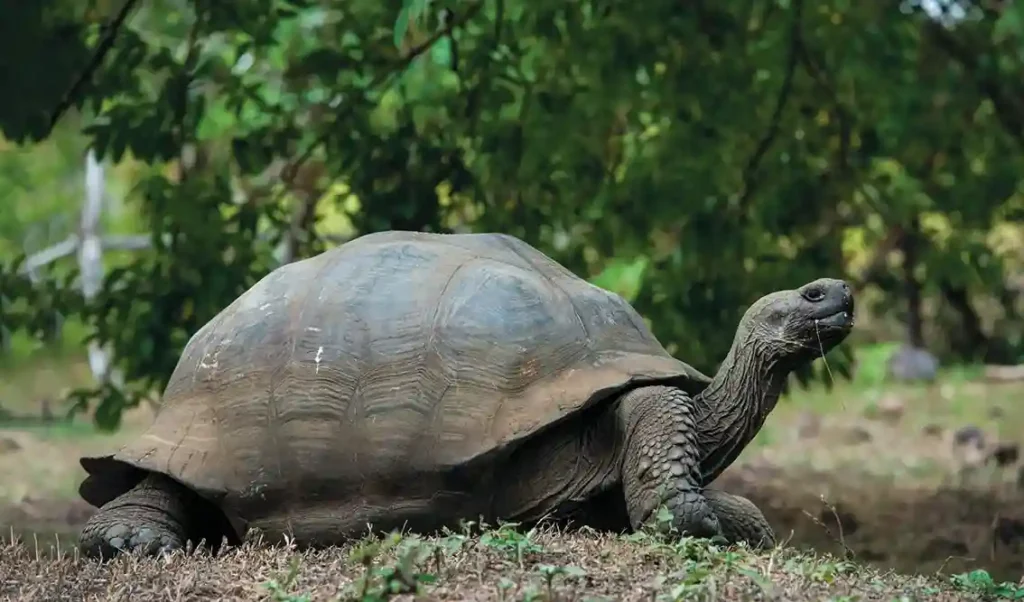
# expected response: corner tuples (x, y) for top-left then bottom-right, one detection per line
(612, 278), (852, 546)
(614, 385), (776, 548)
(618, 385), (720, 538)
(79, 474), (191, 559)
(704, 488), (776, 549)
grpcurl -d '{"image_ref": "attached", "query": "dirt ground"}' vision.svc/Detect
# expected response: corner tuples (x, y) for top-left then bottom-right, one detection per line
(0, 526), (977, 601)
(2, 356), (1024, 599)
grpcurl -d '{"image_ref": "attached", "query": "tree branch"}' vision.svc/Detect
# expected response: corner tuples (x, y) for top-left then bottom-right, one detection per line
(48, 0), (142, 132)
(736, 0), (804, 207)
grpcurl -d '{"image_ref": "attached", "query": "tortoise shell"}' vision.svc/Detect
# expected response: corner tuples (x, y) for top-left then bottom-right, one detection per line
(79, 231), (711, 537)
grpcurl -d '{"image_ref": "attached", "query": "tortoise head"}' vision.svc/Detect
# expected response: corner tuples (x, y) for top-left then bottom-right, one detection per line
(737, 278), (855, 366)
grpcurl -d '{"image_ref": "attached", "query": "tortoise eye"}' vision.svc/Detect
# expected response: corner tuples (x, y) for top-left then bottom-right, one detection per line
(802, 288), (825, 302)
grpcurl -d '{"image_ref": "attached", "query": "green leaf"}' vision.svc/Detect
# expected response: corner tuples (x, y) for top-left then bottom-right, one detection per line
(589, 256), (650, 303)
(994, 4), (1024, 43)
(430, 36), (454, 68)
(393, 7), (410, 49)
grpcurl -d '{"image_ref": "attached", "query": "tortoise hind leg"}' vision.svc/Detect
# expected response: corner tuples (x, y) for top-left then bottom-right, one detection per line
(703, 488), (776, 549)
(80, 473), (193, 559)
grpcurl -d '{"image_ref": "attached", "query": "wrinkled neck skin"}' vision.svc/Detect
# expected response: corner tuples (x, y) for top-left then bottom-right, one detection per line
(693, 334), (795, 485)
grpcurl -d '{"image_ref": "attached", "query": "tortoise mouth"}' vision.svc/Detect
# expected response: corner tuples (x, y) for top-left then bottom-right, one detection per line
(815, 308), (854, 330)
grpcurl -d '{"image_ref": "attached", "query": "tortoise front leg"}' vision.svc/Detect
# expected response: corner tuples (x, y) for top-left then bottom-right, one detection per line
(80, 473), (191, 559)
(703, 488), (776, 549)
(617, 385), (721, 539)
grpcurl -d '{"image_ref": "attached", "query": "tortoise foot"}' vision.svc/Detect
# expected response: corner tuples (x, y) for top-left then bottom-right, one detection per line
(79, 474), (190, 560)
(80, 520), (183, 559)
(664, 490), (722, 539)
(703, 489), (776, 549)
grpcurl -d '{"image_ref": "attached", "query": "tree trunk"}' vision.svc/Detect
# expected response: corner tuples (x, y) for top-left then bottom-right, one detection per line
(938, 280), (989, 361)
(901, 217), (925, 348)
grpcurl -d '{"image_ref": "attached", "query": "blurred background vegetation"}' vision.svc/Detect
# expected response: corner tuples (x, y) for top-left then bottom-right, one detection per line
(0, 0), (1022, 430)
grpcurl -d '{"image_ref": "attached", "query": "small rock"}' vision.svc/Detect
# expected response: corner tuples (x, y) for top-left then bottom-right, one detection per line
(952, 426), (987, 472)
(841, 425), (873, 445)
(818, 505), (859, 536)
(886, 345), (939, 383)
(865, 394), (905, 423)
(952, 425), (985, 448)
(0, 436), (21, 454)
(988, 442), (1020, 468)
(921, 423), (943, 438)
(796, 411), (821, 439)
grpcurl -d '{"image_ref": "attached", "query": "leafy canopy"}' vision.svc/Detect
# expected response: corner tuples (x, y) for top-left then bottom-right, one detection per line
(0, 0), (1022, 429)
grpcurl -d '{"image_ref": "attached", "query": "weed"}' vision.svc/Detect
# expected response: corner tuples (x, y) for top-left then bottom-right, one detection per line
(479, 522), (544, 567)
(262, 555), (310, 602)
(346, 533), (438, 601)
(496, 576), (517, 600)
(950, 569), (1024, 600)
(536, 563), (587, 598)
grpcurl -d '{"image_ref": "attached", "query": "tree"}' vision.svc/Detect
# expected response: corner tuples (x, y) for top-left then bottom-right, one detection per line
(0, 0), (1021, 430)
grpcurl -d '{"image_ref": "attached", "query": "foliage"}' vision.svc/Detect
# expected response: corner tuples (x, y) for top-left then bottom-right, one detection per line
(0, 259), (82, 357)
(0, 0), (1022, 428)
(0, 123), (90, 258)
(950, 569), (1024, 600)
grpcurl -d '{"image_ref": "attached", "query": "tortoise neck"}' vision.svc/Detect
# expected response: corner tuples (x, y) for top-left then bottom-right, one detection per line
(694, 336), (788, 482)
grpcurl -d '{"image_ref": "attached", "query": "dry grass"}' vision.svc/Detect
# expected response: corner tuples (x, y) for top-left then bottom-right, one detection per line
(0, 525), (999, 601)
(3, 350), (1024, 600)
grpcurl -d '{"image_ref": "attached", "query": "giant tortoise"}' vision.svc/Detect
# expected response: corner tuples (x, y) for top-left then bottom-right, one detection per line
(77, 231), (854, 558)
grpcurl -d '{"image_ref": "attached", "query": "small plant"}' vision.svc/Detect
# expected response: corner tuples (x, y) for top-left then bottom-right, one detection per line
(950, 569), (1024, 600)
(496, 576), (518, 601)
(262, 555), (311, 602)
(807, 560), (856, 585)
(346, 533), (439, 601)
(652, 504), (678, 535)
(536, 564), (587, 599)
(435, 527), (470, 563)
(479, 522), (544, 567)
